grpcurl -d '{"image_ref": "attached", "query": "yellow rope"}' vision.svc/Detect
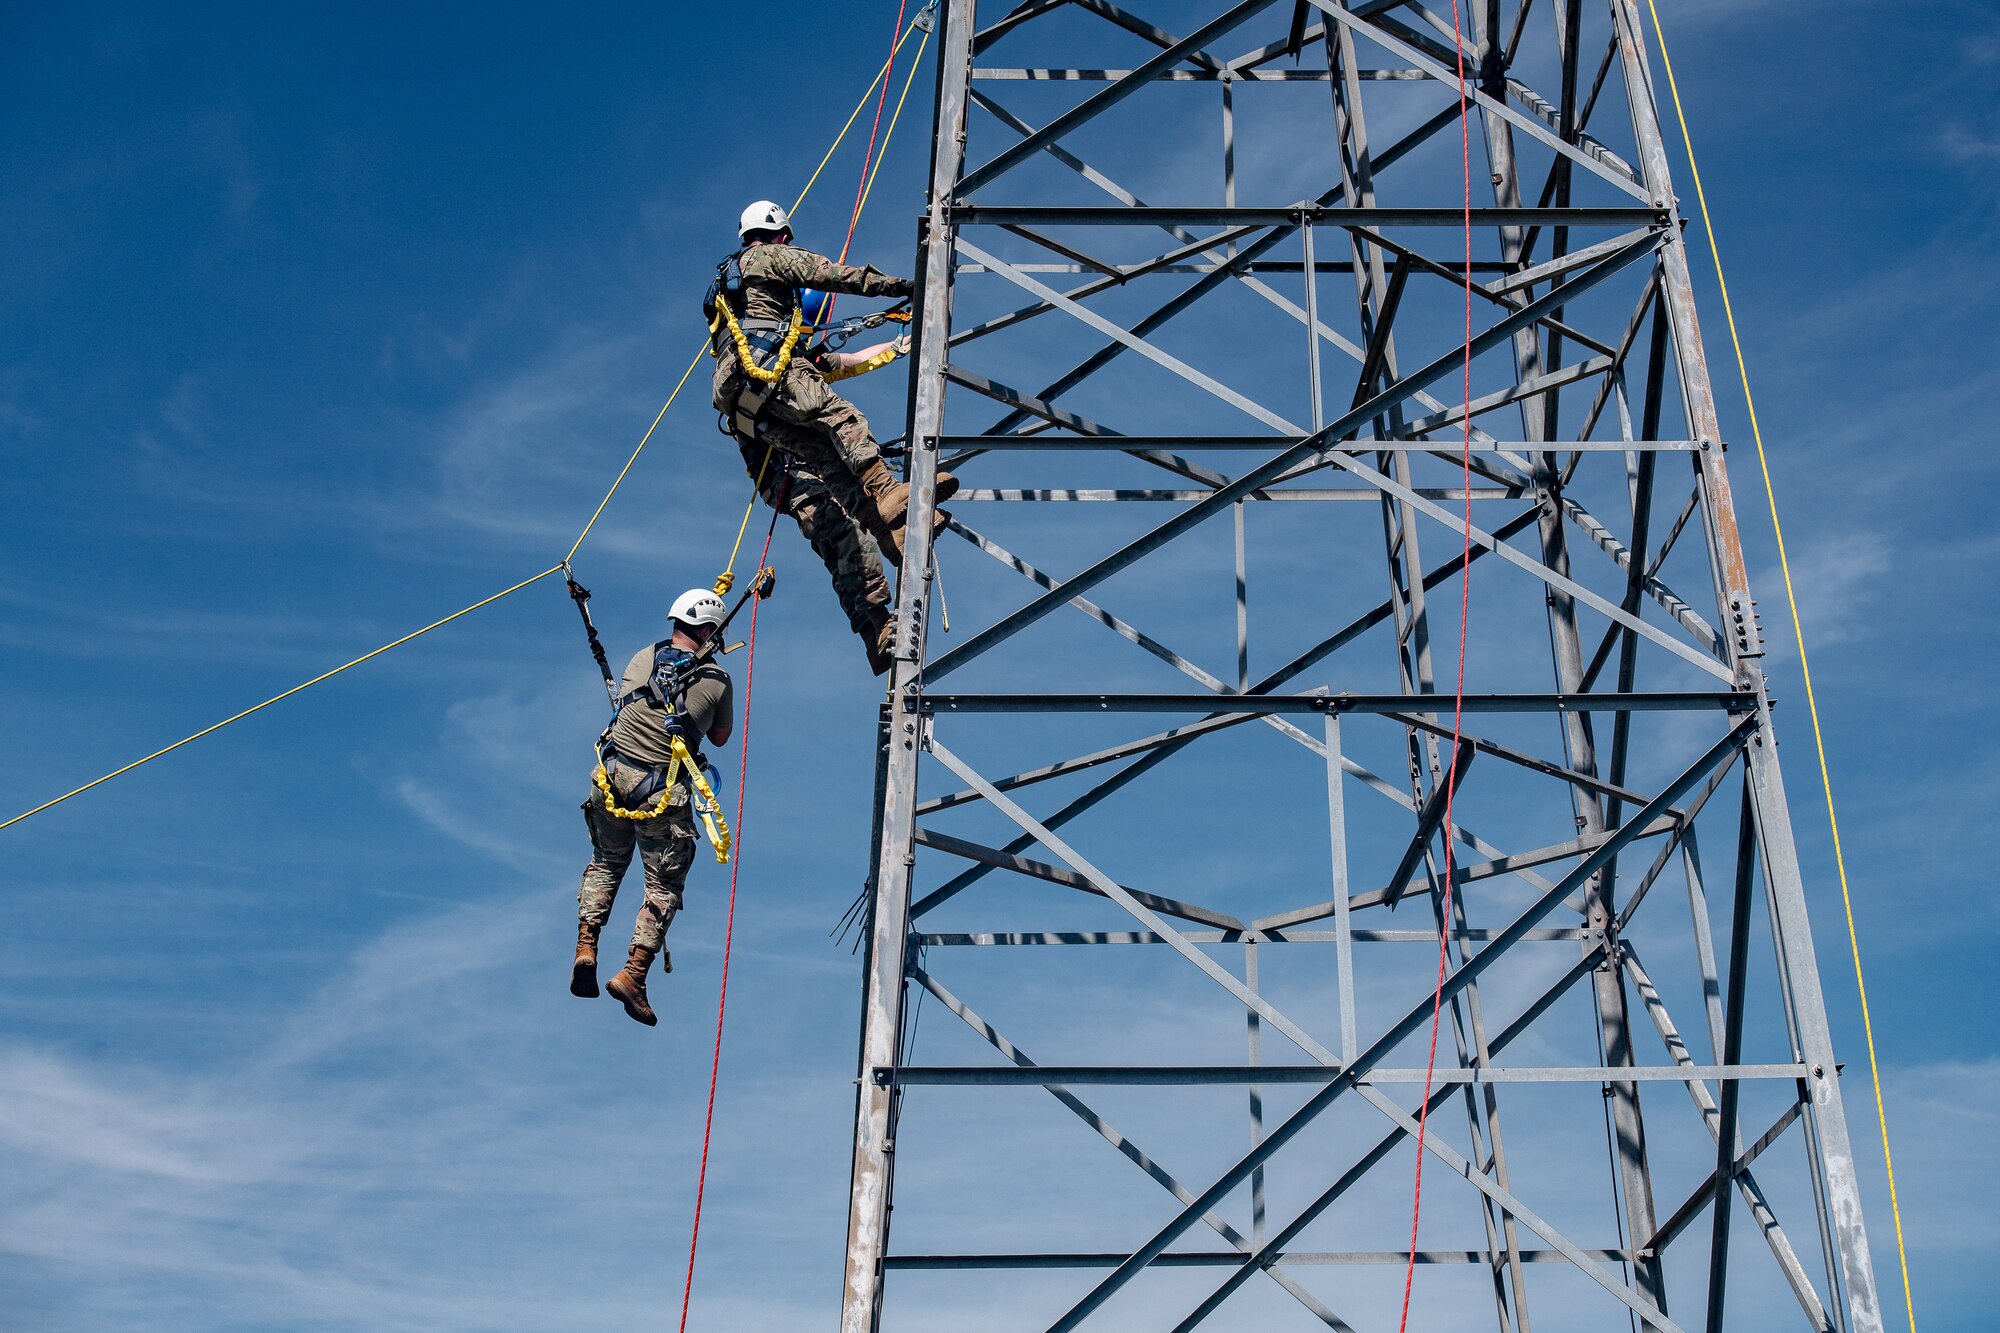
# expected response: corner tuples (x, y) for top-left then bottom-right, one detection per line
(716, 16), (933, 591)
(1, 14), (937, 835)
(719, 444), (781, 592)
(855, 23), (932, 230)
(1645, 6), (1915, 1327)
(0, 566), (565, 830)
(565, 352), (705, 563)
(787, 19), (923, 220)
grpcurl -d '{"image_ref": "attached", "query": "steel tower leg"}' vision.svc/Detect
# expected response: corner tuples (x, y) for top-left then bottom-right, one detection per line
(1607, 3), (1885, 1327)
(841, 4), (975, 1329)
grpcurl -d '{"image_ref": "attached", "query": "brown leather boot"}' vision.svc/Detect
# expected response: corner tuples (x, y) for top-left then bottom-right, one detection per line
(604, 944), (660, 1026)
(570, 919), (602, 998)
(862, 610), (897, 676)
(858, 459), (912, 531)
(872, 508), (951, 570)
(858, 459), (959, 534)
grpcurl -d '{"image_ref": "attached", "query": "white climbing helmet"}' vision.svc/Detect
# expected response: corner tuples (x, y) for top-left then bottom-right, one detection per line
(738, 199), (791, 240)
(669, 587), (726, 630)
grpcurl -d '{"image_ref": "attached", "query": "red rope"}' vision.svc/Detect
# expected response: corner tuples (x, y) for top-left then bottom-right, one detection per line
(1396, 2), (1475, 1328)
(838, 0), (911, 265)
(821, 0), (912, 329)
(677, 14), (910, 1316)
(676, 515), (778, 1332)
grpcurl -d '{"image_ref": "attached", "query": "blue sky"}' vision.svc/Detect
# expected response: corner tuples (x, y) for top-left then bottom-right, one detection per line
(2, 2), (1995, 1329)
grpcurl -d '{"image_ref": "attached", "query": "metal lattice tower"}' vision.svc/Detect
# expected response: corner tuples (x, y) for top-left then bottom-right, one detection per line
(842, 2), (1883, 1329)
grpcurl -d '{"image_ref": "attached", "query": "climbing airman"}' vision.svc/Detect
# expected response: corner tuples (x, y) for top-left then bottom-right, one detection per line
(706, 200), (956, 674)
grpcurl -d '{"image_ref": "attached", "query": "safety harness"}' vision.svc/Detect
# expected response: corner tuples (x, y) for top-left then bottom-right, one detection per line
(704, 245), (912, 442)
(566, 569), (775, 859)
(706, 246), (805, 441)
(570, 582), (724, 839)
(593, 641), (722, 829)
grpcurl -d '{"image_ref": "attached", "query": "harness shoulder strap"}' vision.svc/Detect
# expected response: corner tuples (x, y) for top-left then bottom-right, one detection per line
(704, 247), (748, 329)
(612, 641), (692, 712)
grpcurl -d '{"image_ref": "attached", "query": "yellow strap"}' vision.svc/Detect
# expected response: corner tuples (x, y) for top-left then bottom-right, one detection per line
(593, 759), (675, 822)
(822, 342), (904, 382)
(673, 735), (732, 863)
(1646, 7), (1915, 1328)
(593, 737), (729, 865)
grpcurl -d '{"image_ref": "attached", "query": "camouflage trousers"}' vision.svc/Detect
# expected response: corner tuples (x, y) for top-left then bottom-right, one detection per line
(578, 761), (696, 955)
(735, 431), (889, 634)
(713, 357), (881, 476)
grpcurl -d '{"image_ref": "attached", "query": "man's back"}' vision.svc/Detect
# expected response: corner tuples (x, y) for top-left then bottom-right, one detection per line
(605, 644), (732, 767)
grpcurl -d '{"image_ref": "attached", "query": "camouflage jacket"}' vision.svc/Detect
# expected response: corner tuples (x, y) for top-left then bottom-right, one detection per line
(731, 242), (909, 325)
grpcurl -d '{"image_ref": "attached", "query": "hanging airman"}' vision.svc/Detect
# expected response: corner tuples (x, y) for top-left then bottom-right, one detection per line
(573, 588), (735, 1027)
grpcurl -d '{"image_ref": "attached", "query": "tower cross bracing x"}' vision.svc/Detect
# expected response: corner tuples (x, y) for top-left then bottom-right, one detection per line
(842, 2), (1884, 1329)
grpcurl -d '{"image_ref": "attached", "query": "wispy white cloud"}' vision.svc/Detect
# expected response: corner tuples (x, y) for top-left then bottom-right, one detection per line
(1755, 526), (1892, 660)
(1939, 123), (2000, 163)
(1871, 1057), (2000, 1254)
(0, 889), (828, 1330)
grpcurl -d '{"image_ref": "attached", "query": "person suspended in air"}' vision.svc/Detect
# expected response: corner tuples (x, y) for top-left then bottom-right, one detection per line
(706, 200), (956, 675)
(572, 588), (735, 1027)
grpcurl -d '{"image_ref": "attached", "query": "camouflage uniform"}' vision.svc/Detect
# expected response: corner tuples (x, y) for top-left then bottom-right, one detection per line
(709, 241), (911, 477)
(578, 646), (732, 957)
(579, 764), (696, 955)
(736, 425), (890, 635)
(711, 240), (908, 636)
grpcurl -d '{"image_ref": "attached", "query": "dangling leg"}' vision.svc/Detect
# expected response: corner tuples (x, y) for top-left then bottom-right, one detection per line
(604, 800), (696, 1028)
(574, 783), (635, 998)
(764, 363), (954, 556)
(746, 426), (895, 672)
(785, 469), (896, 674)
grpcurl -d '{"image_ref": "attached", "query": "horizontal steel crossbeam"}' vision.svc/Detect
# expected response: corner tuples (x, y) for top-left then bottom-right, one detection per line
(879, 1064), (1810, 1086)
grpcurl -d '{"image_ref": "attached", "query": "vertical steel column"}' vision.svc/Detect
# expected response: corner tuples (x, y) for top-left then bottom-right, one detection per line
(1499, 0), (1659, 1308)
(1608, 1), (1885, 1328)
(840, 3), (976, 1327)
(1704, 782), (1759, 1332)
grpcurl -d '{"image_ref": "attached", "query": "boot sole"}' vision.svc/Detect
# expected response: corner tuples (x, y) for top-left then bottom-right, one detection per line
(605, 980), (658, 1027)
(570, 958), (599, 999)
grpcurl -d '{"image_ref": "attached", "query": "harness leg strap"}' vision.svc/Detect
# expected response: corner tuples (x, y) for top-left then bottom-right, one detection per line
(734, 378), (771, 440)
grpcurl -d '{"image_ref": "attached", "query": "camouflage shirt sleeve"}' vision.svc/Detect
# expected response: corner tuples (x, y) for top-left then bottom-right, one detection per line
(748, 243), (910, 298)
